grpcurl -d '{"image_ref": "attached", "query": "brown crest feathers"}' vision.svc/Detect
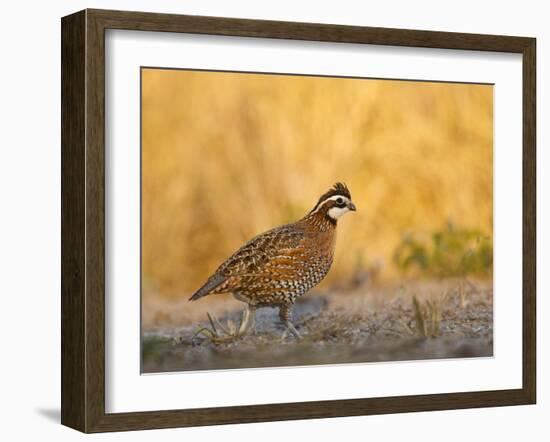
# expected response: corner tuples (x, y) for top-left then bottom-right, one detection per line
(310, 182), (352, 213)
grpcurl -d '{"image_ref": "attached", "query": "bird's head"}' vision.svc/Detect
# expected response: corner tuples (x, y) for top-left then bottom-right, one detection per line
(308, 182), (357, 222)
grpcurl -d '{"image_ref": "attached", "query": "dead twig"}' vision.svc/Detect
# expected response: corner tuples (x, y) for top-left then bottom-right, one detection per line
(412, 294), (444, 338)
(192, 309), (252, 345)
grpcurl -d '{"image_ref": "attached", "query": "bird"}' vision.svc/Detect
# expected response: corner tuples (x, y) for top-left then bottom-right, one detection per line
(189, 182), (357, 339)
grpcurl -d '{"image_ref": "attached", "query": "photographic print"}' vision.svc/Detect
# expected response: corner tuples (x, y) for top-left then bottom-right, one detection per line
(141, 68), (493, 373)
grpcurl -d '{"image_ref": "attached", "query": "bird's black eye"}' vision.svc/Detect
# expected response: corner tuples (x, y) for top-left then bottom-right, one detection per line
(336, 197), (344, 205)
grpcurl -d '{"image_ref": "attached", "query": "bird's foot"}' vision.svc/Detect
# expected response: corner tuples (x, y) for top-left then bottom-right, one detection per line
(192, 308), (254, 345)
(280, 321), (301, 341)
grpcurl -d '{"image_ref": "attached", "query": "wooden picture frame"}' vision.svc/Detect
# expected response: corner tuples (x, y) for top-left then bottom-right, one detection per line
(61, 8), (536, 433)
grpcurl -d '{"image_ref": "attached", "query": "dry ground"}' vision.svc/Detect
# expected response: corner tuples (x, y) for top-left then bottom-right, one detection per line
(142, 278), (492, 373)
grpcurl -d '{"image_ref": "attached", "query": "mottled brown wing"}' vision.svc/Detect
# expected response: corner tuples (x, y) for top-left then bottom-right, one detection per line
(209, 224), (307, 294)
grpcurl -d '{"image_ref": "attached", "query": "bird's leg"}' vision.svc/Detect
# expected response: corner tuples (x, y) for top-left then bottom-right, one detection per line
(279, 304), (301, 339)
(247, 305), (257, 334)
(237, 305), (256, 336)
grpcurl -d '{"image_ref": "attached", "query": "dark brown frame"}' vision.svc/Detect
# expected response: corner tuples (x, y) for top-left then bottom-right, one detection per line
(61, 8), (536, 433)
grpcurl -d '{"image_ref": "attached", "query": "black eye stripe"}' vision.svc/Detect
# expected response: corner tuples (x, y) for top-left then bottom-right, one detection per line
(311, 195), (348, 213)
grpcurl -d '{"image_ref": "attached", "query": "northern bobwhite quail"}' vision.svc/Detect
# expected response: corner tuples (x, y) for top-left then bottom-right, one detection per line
(189, 183), (357, 338)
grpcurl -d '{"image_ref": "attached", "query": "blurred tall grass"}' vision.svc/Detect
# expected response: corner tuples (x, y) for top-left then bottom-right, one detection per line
(142, 69), (493, 298)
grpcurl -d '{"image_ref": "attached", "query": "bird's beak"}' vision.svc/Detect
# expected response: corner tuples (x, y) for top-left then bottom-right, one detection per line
(348, 202), (357, 211)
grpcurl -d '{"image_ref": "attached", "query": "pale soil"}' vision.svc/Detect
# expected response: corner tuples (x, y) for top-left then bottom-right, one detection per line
(142, 278), (493, 373)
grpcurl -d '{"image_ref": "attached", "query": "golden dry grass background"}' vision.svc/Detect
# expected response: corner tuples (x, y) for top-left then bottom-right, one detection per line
(142, 69), (493, 299)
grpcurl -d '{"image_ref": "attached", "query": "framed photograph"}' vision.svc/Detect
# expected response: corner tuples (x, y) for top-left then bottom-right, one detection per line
(61, 9), (536, 432)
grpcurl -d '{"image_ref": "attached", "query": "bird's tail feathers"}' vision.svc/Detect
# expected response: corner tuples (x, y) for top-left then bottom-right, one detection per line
(188, 273), (226, 301)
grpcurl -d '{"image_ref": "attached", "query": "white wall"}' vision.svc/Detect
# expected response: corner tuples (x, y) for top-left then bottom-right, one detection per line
(0, 0), (546, 440)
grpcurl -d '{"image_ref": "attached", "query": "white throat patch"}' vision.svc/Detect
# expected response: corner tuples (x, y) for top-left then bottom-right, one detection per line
(327, 206), (350, 220)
